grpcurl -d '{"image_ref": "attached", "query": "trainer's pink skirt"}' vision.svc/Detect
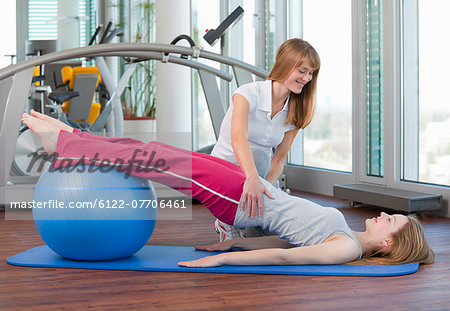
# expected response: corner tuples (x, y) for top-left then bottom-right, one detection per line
(52, 130), (245, 225)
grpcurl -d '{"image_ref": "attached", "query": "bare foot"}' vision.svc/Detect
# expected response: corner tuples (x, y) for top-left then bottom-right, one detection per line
(29, 109), (74, 132)
(21, 115), (60, 154)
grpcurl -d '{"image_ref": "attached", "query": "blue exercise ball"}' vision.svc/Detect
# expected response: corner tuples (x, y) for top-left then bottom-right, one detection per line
(32, 164), (157, 261)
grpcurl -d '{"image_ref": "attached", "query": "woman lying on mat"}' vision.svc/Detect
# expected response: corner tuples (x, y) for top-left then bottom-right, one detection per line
(22, 110), (435, 267)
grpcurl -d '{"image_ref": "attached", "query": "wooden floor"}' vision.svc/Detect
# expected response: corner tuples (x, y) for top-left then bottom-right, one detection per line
(1, 192), (450, 311)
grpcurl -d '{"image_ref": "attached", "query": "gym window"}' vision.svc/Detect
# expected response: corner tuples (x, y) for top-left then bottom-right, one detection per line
(288, 0), (353, 173)
(401, 0), (450, 187)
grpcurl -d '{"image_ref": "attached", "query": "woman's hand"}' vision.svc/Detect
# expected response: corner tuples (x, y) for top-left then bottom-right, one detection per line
(178, 254), (224, 268)
(241, 175), (274, 218)
(195, 240), (234, 252)
(179, 241), (235, 267)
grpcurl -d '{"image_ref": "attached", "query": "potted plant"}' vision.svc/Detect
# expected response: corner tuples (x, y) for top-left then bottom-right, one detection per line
(114, 0), (156, 137)
(122, 64), (156, 136)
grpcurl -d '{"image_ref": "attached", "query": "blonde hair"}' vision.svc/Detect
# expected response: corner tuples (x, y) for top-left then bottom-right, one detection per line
(267, 38), (320, 129)
(353, 215), (435, 265)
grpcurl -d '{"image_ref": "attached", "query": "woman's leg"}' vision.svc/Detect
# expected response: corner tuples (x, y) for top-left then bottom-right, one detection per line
(152, 141), (244, 174)
(28, 110), (245, 170)
(28, 109), (144, 146)
(53, 131), (245, 225)
(73, 129), (147, 146)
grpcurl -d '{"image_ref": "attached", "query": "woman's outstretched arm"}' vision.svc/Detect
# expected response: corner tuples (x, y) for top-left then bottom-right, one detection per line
(178, 237), (360, 267)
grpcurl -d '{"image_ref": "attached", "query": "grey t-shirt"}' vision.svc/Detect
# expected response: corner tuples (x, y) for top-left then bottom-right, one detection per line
(234, 178), (362, 257)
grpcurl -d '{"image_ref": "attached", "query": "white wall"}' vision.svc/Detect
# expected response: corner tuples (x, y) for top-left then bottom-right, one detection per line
(0, 0), (16, 68)
(155, 0), (192, 149)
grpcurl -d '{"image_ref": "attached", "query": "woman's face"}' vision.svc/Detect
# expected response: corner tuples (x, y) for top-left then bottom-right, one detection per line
(366, 212), (409, 243)
(283, 58), (315, 94)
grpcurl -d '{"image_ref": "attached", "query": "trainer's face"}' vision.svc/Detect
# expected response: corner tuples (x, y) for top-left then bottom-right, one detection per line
(283, 58), (315, 94)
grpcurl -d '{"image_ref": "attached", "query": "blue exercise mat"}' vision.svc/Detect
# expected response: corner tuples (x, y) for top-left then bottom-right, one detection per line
(7, 245), (419, 277)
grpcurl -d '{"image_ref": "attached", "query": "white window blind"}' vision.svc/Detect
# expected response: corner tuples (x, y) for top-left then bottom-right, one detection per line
(79, 0), (87, 46)
(28, 0), (90, 46)
(28, 0), (58, 40)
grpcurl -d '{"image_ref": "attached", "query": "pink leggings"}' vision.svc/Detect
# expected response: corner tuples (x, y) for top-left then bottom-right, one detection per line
(53, 130), (245, 225)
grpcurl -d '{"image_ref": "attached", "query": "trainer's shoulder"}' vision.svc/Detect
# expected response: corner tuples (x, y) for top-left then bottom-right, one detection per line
(235, 80), (269, 96)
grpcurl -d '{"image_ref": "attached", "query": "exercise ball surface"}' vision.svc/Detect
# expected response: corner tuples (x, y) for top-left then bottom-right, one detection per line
(33, 165), (157, 261)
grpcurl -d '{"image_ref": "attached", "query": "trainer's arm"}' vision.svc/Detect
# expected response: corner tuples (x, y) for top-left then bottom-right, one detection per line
(231, 94), (274, 218)
(265, 129), (299, 185)
(178, 238), (360, 267)
(230, 94), (259, 185)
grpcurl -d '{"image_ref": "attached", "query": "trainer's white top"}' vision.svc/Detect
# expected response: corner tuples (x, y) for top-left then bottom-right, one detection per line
(234, 178), (363, 259)
(211, 80), (297, 164)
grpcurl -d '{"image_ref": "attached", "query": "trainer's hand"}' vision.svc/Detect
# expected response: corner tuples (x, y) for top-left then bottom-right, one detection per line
(195, 240), (234, 252)
(241, 175), (274, 218)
